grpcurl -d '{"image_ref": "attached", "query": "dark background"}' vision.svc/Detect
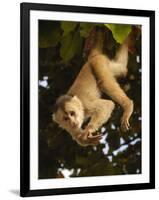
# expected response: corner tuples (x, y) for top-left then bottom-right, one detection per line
(38, 20), (141, 179)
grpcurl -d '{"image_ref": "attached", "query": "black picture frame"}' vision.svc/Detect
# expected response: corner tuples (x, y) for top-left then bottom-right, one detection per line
(20, 2), (155, 197)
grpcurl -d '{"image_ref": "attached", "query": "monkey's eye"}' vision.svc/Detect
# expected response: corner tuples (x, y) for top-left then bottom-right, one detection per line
(70, 111), (75, 116)
(63, 116), (69, 121)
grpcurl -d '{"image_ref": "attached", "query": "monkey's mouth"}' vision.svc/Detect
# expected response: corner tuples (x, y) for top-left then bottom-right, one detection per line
(71, 123), (80, 129)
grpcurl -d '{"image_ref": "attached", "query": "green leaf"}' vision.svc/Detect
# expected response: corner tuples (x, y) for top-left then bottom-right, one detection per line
(39, 22), (62, 48)
(60, 33), (74, 63)
(60, 31), (82, 63)
(104, 24), (131, 44)
(79, 23), (94, 38)
(61, 21), (77, 36)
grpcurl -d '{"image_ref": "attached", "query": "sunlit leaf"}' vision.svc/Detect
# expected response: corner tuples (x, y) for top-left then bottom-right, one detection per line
(104, 24), (131, 43)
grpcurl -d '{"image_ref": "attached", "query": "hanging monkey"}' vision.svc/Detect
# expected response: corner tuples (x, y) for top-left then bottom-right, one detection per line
(53, 26), (139, 146)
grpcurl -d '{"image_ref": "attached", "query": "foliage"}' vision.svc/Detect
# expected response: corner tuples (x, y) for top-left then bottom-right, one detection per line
(38, 20), (141, 179)
(104, 24), (131, 43)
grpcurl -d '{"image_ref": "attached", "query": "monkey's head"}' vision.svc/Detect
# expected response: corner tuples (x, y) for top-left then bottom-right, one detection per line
(52, 95), (84, 130)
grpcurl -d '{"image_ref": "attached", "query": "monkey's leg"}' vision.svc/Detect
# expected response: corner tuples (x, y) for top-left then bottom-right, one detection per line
(109, 26), (140, 78)
(84, 99), (115, 134)
(90, 55), (133, 130)
(110, 42), (128, 78)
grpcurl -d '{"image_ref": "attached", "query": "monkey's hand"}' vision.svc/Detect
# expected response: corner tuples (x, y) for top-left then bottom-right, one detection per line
(121, 115), (130, 131)
(76, 129), (102, 146)
(121, 100), (133, 131)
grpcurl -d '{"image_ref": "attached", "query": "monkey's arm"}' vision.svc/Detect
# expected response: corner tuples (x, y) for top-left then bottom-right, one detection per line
(89, 55), (133, 130)
(84, 99), (115, 134)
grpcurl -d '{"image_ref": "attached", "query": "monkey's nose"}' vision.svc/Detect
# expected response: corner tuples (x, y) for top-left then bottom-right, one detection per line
(72, 122), (78, 128)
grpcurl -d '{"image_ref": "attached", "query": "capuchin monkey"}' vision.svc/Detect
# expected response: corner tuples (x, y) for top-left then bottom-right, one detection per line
(52, 27), (138, 146)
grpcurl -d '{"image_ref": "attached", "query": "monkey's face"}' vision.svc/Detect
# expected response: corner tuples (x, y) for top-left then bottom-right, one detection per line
(52, 96), (84, 130)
